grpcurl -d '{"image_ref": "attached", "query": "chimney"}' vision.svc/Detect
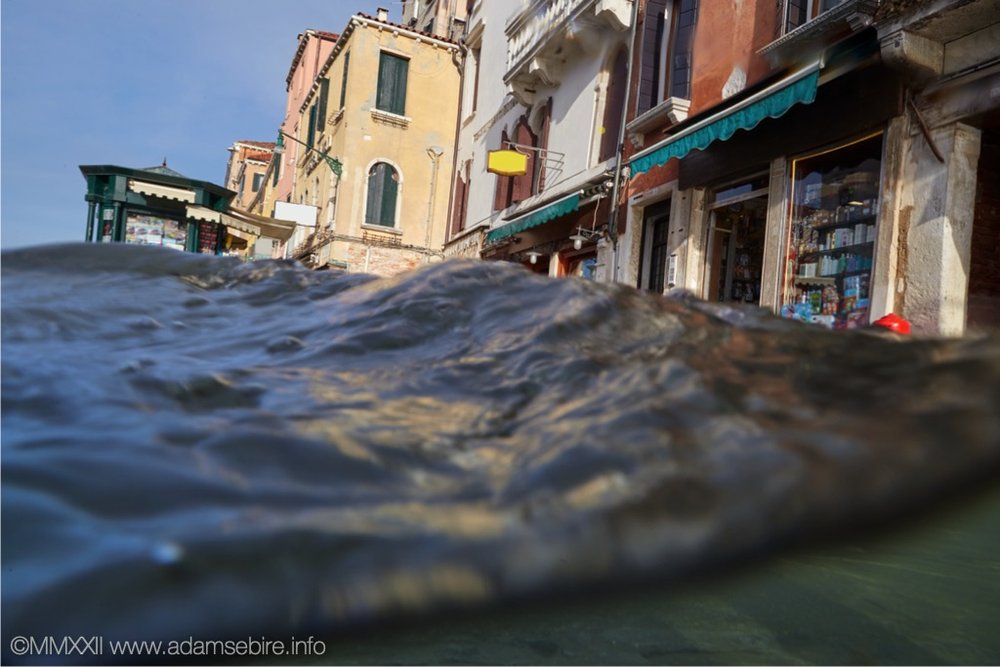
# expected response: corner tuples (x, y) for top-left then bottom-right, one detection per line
(376, 7), (389, 21)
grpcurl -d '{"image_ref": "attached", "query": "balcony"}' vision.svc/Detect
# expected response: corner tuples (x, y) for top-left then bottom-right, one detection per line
(504, 0), (632, 104)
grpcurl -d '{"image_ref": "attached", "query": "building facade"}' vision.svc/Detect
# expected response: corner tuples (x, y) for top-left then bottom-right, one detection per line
(224, 140), (276, 211)
(287, 10), (462, 275)
(275, 29), (341, 209)
(401, 0), (469, 40)
(445, 0), (633, 281)
(619, 0), (999, 336)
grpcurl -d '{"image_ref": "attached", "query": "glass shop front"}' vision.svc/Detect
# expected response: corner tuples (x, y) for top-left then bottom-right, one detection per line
(780, 133), (883, 329)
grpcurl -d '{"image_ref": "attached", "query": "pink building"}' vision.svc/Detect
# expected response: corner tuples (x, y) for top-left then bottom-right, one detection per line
(274, 29), (340, 206)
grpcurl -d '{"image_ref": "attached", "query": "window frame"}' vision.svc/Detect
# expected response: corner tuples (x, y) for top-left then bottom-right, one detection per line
(364, 160), (402, 228)
(376, 51), (410, 117)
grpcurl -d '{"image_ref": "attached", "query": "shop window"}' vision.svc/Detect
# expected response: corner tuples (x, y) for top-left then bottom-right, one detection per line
(638, 200), (671, 292)
(125, 213), (187, 251)
(376, 52), (409, 116)
(783, 0), (847, 33)
(365, 162), (400, 227)
(637, 0), (698, 115)
(781, 133), (883, 329)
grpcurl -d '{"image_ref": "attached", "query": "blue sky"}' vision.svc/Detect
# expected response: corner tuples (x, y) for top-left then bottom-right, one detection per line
(1, 0), (395, 249)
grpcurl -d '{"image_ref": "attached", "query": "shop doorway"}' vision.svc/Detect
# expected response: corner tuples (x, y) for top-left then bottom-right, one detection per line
(704, 176), (768, 305)
(637, 200), (671, 293)
(968, 124), (1000, 334)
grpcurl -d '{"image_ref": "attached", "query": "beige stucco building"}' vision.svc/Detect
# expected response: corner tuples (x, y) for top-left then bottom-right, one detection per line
(289, 10), (462, 275)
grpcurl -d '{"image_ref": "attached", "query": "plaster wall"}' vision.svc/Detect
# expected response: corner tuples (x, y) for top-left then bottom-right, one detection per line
(277, 32), (338, 205)
(295, 18), (460, 261)
(455, 2), (630, 236)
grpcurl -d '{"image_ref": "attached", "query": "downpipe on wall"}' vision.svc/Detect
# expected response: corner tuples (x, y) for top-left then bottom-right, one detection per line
(606, 0), (641, 284)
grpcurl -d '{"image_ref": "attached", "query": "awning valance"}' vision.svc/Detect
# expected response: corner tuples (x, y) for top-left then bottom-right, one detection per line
(226, 207), (295, 242)
(485, 193), (581, 244)
(185, 205), (221, 223)
(128, 179), (196, 203)
(220, 213), (261, 237)
(630, 64), (821, 177)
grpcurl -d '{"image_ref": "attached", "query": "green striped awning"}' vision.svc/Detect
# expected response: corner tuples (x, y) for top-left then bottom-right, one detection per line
(485, 193), (581, 244)
(630, 65), (821, 177)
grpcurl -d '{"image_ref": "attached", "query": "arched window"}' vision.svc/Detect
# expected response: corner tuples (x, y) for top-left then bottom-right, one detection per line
(365, 162), (399, 227)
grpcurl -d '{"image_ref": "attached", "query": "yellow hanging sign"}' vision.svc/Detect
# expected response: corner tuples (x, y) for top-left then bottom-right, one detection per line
(487, 149), (529, 176)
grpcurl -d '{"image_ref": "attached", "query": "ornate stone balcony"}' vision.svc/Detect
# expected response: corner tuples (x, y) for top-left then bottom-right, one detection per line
(504, 0), (632, 104)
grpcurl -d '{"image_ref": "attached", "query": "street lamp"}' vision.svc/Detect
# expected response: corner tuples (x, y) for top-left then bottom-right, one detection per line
(275, 131), (343, 178)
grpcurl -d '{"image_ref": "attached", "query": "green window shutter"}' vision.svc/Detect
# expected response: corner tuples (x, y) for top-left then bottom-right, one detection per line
(377, 52), (408, 115)
(318, 79), (329, 130)
(307, 105), (317, 148)
(366, 163), (398, 227)
(365, 164), (383, 225)
(339, 52), (350, 109)
(380, 166), (398, 226)
(393, 56), (408, 115)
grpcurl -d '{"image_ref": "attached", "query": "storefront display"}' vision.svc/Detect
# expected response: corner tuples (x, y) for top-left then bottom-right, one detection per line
(125, 213), (186, 250)
(198, 222), (219, 254)
(781, 134), (882, 329)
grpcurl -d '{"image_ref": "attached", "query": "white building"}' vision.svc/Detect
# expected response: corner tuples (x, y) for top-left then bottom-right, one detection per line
(445, 0), (634, 282)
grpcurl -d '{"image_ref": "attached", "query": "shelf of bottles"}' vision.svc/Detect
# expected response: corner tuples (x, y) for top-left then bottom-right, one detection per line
(781, 134), (883, 329)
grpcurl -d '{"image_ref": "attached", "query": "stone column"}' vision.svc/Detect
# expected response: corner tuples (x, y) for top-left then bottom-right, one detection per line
(901, 121), (982, 336)
(760, 157), (788, 311)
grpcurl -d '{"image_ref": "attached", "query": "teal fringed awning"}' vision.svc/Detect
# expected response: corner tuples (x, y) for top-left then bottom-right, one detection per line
(630, 67), (821, 177)
(485, 193), (581, 243)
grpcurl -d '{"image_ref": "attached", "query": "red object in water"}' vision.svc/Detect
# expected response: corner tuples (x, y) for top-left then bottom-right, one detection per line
(873, 313), (911, 335)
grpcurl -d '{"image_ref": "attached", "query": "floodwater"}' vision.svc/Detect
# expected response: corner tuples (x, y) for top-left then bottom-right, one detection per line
(2, 243), (998, 665)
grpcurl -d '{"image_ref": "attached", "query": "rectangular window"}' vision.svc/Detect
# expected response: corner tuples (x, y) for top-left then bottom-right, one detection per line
(784, 0), (848, 33)
(637, 0), (697, 114)
(376, 52), (409, 116)
(781, 133), (883, 329)
(670, 0), (697, 100)
(339, 52), (350, 109)
(252, 173), (265, 193)
(307, 105), (317, 148)
(317, 79), (329, 131)
(471, 48), (481, 113)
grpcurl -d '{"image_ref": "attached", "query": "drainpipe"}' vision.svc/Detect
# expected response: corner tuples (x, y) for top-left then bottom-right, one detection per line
(606, 0), (641, 283)
(425, 146), (445, 255)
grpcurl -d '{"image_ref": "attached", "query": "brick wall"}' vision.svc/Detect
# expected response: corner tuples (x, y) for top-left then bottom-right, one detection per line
(344, 241), (430, 276)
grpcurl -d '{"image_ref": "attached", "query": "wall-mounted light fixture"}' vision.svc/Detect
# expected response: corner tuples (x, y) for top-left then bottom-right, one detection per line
(569, 226), (601, 250)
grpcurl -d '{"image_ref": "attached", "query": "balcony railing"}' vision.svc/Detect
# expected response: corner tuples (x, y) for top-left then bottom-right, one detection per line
(504, 0), (631, 102)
